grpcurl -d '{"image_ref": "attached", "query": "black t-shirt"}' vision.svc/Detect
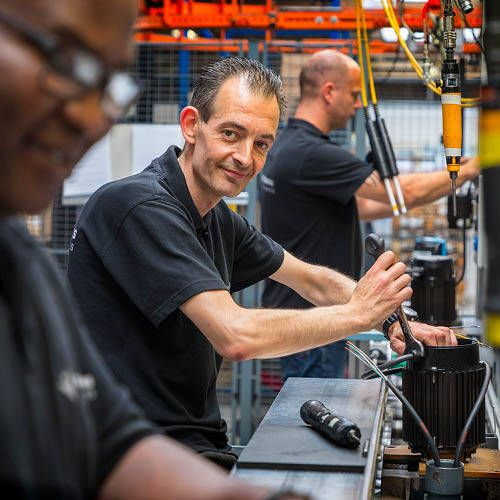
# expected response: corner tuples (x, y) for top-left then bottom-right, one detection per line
(260, 118), (373, 310)
(0, 217), (155, 499)
(67, 146), (284, 453)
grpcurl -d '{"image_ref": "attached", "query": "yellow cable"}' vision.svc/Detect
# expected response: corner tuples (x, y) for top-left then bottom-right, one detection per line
(380, 0), (428, 83)
(360, 3), (377, 106)
(355, 0), (369, 108)
(386, 0), (481, 105)
(455, 333), (490, 348)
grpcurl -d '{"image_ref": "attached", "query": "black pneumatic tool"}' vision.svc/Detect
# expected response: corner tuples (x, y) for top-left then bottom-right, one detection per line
(365, 233), (424, 358)
(300, 400), (361, 449)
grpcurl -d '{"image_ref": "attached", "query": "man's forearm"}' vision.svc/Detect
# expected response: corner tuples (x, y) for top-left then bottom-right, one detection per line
(269, 252), (357, 307)
(356, 158), (478, 221)
(294, 263), (356, 306)
(99, 435), (272, 500)
(182, 252), (412, 362)
(230, 301), (367, 360)
(396, 167), (474, 209)
(356, 196), (397, 222)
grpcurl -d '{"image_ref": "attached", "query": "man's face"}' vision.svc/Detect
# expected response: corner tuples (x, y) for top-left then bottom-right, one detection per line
(189, 77), (280, 203)
(0, 0), (136, 215)
(328, 65), (362, 130)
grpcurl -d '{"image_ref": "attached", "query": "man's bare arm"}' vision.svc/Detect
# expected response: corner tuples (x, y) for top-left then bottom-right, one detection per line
(268, 251), (357, 306)
(99, 435), (274, 500)
(180, 252), (411, 361)
(356, 196), (397, 222)
(355, 157), (479, 220)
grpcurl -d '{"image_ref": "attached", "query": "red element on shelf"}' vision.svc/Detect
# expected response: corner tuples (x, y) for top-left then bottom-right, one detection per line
(135, 2), (482, 31)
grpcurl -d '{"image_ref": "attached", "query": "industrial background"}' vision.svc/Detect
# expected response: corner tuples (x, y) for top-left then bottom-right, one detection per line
(26, 1), (483, 441)
(25, 1), (500, 497)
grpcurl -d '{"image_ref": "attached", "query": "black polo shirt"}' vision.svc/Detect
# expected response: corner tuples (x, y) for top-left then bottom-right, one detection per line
(67, 146), (284, 453)
(260, 118), (373, 310)
(0, 217), (155, 499)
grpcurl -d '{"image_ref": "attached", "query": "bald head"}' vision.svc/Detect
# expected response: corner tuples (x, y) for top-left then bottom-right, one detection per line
(299, 50), (359, 101)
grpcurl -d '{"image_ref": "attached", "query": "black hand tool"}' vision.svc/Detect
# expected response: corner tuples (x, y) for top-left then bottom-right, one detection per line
(364, 233), (425, 357)
(300, 400), (361, 449)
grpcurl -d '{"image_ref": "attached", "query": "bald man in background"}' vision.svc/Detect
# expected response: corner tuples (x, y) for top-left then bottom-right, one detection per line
(0, 1), (308, 498)
(261, 49), (473, 380)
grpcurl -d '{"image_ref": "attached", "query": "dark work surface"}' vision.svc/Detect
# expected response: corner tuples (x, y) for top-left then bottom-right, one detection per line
(237, 378), (383, 472)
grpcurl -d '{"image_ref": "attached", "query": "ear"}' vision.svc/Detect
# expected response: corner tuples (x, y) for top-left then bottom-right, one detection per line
(180, 106), (200, 145)
(321, 82), (336, 105)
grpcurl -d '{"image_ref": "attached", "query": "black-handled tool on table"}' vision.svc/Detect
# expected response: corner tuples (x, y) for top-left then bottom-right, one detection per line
(300, 400), (361, 449)
(365, 233), (424, 357)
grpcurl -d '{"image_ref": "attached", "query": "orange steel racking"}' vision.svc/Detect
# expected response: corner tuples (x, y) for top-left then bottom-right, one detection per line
(136, 1), (482, 32)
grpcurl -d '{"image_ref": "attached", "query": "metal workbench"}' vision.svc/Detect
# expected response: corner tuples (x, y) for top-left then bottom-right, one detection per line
(233, 378), (387, 499)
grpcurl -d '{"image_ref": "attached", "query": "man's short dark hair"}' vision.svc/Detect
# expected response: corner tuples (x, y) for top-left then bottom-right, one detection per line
(190, 57), (286, 121)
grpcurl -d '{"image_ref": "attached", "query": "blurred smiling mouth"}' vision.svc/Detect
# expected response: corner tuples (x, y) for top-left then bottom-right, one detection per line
(221, 167), (248, 181)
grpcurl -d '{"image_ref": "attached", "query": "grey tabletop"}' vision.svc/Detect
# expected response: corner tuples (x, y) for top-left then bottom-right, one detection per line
(234, 378), (386, 500)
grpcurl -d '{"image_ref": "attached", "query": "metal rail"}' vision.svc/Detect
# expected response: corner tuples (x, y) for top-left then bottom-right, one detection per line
(360, 381), (388, 500)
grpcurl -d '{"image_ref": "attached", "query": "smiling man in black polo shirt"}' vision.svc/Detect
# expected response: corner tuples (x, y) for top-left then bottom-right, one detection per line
(261, 49), (474, 381)
(68, 57), (454, 470)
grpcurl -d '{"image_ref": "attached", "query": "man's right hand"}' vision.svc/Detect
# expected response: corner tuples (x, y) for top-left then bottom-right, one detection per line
(348, 251), (412, 332)
(461, 156), (480, 181)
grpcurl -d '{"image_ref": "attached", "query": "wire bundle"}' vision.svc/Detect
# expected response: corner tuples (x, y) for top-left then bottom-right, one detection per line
(346, 340), (492, 466)
(376, 0), (480, 107)
(354, 0), (407, 215)
(361, 352), (414, 379)
(345, 340), (441, 465)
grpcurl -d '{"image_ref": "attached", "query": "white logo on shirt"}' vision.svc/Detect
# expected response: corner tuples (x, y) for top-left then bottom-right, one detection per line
(69, 228), (77, 252)
(260, 174), (275, 194)
(57, 370), (97, 402)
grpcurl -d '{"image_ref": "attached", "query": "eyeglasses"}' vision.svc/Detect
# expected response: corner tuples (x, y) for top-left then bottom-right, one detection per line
(0, 7), (142, 120)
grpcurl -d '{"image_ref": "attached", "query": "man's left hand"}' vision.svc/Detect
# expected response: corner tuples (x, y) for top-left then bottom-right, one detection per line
(387, 321), (457, 355)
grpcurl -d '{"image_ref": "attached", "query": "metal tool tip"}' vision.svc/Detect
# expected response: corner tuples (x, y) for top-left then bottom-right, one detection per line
(452, 178), (457, 216)
(348, 429), (361, 447)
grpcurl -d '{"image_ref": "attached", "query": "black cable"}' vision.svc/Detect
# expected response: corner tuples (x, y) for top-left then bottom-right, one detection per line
(453, 361), (491, 466)
(348, 344), (440, 464)
(363, 366), (404, 380)
(382, 373), (441, 466)
(399, 0), (414, 36)
(377, 353), (414, 371)
(380, 47), (401, 83)
(361, 353), (414, 379)
(454, 0), (487, 59)
(455, 219), (467, 285)
(455, 181), (473, 285)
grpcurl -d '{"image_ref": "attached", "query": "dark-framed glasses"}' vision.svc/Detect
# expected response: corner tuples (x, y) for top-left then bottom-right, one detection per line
(0, 6), (142, 120)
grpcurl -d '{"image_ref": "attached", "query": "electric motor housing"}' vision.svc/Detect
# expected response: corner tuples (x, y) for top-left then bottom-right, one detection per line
(402, 338), (486, 459)
(410, 255), (456, 326)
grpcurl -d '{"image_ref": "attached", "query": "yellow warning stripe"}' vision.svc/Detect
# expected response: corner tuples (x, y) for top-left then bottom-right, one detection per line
(480, 110), (500, 168)
(486, 313), (500, 347)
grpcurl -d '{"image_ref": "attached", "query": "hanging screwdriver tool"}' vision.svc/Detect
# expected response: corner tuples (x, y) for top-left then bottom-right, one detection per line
(300, 400), (361, 449)
(365, 233), (425, 358)
(355, 0), (407, 216)
(441, 0), (462, 216)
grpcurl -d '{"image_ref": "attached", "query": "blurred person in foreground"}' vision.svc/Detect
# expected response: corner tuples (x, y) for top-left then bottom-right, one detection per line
(0, 1), (309, 499)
